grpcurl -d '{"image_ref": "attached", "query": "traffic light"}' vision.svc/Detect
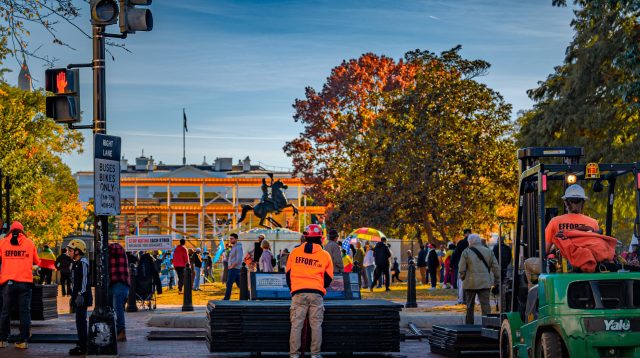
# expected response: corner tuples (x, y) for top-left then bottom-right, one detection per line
(90, 0), (119, 26)
(45, 68), (81, 124)
(119, 0), (153, 34)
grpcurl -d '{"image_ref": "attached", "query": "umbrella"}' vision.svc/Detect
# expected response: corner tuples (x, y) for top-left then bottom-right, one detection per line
(349, 227), (386, 242)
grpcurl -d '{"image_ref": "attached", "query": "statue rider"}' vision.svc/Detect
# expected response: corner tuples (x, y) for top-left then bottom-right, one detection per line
(261, 173), (275, 205)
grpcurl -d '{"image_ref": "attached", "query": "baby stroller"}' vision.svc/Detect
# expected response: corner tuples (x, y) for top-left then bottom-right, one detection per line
(133, 254), (162, 310)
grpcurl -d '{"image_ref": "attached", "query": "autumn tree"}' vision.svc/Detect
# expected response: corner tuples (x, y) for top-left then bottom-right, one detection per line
(0, 82), (84, 245)
(286, 47), (517, 243)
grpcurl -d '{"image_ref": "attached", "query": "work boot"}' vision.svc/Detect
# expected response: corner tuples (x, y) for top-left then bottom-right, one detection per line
(117, 329), (127, 342)
(14, 341), (27, 349)
(69, 345), (86, 356)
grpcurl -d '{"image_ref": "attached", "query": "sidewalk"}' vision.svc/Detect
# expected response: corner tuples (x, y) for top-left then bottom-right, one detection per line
(0, 292), (452, 357)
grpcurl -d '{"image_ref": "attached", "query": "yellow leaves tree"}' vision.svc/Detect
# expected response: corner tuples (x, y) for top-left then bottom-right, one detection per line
(0, 82), (84, 246)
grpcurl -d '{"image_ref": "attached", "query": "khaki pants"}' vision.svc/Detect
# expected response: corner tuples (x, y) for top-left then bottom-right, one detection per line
(289, 293), (324, 355)
(524, 257), (541, 289)
(463, 289), (491, 324)
(419, 267), (427, 284)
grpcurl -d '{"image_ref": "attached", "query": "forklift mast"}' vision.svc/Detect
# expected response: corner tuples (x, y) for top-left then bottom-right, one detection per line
(517, 147), (583, 173)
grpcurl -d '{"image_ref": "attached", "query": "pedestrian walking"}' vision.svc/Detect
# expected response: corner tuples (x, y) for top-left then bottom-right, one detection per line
(286, 225), (333, 358)
(458, 234), (500, 325)
(370, 237), (391, 291)
(55, 247), (73, 296)
(427, 244), (440, 289)
(416, 244), (428, 285)
(68, 239), (92, 356)
(38, 245), (56, 284)
(172, 239), (190, 294)
(391, 257), (403, 283)
(451, 228), (471, 302)
(324, 228), (344, 274)
(223, 233), (243, 300)
(363, 244), (375, 287)
(192, 248), (203, 291)
(203, 251), (213, 283)
(259, 239), (274, 272)
(0, 222), (40, 350)
(108, 243), (129, 342)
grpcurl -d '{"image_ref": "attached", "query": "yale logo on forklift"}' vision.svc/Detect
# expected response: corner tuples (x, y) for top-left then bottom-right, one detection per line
(584, 318), (640, 332)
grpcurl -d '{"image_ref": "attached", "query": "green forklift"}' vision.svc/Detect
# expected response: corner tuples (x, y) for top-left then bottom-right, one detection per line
(484, 147), (640, 358)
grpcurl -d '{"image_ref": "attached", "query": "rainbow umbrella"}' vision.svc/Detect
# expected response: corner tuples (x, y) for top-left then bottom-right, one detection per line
(349, 227), (386, 242)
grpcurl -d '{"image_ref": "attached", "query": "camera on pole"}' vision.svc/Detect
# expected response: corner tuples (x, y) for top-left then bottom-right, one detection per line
(90, 0), (119, 26)
(45, 68), (81, 124)
(119, 0), (153, 34)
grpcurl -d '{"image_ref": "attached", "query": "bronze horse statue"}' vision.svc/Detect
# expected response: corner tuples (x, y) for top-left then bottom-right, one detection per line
(238, 180), (298, 228)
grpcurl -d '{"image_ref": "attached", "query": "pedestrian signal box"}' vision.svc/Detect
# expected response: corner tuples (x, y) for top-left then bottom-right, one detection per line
(45, 68), (81, 123)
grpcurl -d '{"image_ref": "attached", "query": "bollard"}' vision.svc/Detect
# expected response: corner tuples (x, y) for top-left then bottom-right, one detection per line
(182, 263), (194, 312)
(405, 258), (417, 308)
(239, 262), (249, 300)
(126, 264), (138, 312)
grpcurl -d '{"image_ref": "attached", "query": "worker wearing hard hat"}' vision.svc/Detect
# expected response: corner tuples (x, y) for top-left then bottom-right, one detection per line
(524, 184), (599, 288)
(286, 224), (333, 358)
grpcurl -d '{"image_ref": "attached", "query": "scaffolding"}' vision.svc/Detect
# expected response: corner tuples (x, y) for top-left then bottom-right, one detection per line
(115, 177), (325, 248)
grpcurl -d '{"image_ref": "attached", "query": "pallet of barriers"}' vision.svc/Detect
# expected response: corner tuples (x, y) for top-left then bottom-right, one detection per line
(206, 299), (402, 353)
(427, 324), (498, 357)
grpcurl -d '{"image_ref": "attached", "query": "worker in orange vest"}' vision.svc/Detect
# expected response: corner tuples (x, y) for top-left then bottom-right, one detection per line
(286, 224), (333, 358)
(0, 221), (40, 349)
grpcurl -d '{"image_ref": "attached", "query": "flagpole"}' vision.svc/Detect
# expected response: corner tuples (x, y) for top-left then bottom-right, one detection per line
(182, 108), (186, 166)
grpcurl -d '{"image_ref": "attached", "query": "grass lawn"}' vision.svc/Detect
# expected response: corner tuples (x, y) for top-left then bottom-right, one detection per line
(155, 281), (457, 306)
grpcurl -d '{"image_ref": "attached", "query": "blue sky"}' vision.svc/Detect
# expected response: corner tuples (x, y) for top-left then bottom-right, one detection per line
(5, 0), (575, 172)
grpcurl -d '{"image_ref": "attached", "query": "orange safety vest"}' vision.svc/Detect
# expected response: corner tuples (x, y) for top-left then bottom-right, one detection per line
(286, 242), (334, 295)
(0, 233), (40, 284)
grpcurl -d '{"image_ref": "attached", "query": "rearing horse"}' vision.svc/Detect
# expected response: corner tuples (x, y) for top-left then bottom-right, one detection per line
(238, 180), (299, 228)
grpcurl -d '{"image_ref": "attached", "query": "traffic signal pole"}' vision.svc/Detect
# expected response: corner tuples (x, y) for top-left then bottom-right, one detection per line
(87, 24), (118, 356)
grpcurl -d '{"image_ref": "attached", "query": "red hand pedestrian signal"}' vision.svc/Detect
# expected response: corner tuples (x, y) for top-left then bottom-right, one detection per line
(56, 71), (68, 93)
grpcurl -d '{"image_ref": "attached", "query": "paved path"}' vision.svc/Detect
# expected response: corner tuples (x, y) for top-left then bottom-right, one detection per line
(0, 291), (454, 357)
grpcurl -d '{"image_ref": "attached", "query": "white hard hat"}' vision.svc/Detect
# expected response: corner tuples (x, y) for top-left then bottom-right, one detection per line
(562, 184), (588, 200)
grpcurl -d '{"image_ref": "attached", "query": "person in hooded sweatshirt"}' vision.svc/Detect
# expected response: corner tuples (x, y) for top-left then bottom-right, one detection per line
(0, 221), (40, 350)
(286, 224), (333, 358)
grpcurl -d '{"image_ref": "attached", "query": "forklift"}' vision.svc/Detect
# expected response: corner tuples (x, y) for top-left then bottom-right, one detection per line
(483, 147), (640, 357)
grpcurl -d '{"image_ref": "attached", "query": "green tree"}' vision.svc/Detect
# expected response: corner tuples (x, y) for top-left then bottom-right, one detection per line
(518, 1), (640, 241)
(0, 82), (84, 245)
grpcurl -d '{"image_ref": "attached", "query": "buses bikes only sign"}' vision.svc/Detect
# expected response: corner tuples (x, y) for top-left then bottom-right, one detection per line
(94, 134), (121, 216)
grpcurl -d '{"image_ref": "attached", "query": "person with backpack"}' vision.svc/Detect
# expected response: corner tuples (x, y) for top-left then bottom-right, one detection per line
(458, 234), (500, 325)
(55, 247), (73, 296)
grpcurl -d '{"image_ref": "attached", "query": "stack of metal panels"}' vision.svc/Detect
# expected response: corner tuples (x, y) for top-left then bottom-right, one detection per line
(207, 300), (401, 353)
(428, 325), (498, 357)
(11, 284), (58, 321)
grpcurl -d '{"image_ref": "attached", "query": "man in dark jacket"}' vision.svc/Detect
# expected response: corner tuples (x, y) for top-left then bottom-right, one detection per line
(451, 228), (471, 293)
(493, 236), (512, 284)
(426, 244), (440, 289)
(370, 237), (391, 291)
(55, 248), (73, 296)
(253, 235), (265, 271)
(416, 244), (428, 285)
(138, 252), (163, 296)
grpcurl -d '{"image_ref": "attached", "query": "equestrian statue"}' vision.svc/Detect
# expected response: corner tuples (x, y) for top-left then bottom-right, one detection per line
(238, 174), (298, 228)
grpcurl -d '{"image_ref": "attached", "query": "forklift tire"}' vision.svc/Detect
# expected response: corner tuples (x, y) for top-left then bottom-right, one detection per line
(500, 320), (514, 358)
(536, 331), (563, 358)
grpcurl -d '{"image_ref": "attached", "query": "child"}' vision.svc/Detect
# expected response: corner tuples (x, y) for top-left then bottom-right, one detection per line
(68, 239), (93, 356)
(391, 257), (403, 283)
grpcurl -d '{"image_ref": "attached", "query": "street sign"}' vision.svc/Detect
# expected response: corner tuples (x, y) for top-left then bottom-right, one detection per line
(94, 133), (121, 216)
(125, 235), (172, 251)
